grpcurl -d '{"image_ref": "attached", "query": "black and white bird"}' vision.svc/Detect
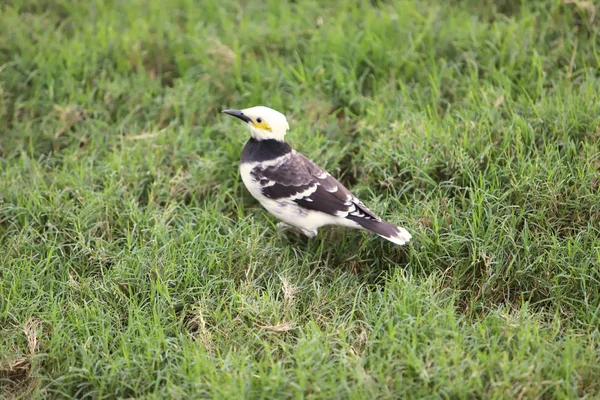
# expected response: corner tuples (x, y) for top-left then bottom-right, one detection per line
(222, 106), (412, 246)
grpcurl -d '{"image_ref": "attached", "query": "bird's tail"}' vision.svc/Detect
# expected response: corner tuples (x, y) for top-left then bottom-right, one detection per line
(353, 218), (412, 246)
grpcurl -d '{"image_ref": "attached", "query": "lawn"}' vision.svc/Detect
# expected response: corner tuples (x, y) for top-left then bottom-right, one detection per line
(1, 0), (600, 398)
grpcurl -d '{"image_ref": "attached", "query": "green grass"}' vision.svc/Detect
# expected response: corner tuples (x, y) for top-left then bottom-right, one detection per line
(1, 0), (600, 398)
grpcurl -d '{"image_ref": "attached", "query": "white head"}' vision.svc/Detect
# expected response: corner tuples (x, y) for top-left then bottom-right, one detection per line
(222, 106), (290, 141)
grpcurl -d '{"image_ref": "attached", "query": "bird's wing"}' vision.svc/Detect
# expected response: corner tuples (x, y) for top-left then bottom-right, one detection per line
(251, 151), (381, 221)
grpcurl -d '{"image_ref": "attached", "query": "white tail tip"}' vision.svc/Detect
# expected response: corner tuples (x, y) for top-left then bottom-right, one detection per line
(380, 226), (412, 246)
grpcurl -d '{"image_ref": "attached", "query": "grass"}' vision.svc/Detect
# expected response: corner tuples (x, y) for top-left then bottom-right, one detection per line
(1, 0), (599, 398)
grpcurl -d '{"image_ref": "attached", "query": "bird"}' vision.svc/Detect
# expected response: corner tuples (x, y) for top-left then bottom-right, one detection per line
(221, 106), (412, 246)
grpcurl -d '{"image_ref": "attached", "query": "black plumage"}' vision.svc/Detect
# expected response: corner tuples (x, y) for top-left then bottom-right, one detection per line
(241, 138), (291, 163)
(248, 149), (381, 223)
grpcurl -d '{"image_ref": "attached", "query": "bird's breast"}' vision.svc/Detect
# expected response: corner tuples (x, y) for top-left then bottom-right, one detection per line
(239, 163), (265, 200)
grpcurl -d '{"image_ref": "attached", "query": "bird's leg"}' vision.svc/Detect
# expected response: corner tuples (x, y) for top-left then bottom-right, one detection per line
(276, 222), (317, 239)
(276, 221), (300, 238)
(276, 221), (293, 231)
(300, 228), (318, 238)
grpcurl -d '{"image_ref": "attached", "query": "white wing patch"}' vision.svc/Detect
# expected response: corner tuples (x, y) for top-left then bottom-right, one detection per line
(259, 153), (292, 168)
(288, 184), (318, 200)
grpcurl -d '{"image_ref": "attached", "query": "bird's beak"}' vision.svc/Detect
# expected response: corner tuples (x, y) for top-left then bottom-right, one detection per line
(221, 109), (252, 123)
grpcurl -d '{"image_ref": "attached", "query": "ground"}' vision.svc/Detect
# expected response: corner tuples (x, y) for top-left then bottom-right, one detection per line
(1, 0), (599, 398)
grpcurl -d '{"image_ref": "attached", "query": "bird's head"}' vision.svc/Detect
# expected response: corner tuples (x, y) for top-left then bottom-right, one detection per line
(221, 106), (289, 141)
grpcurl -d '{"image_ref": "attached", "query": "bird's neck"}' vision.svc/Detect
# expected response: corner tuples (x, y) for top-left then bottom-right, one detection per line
(241, 138), (292, 163)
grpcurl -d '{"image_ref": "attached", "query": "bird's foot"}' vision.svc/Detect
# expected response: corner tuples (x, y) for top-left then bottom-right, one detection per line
(276, 221), (293, 231)
(276, 222), (317, 240)
(300, 228), (318, 238)
(277, 222), (300, 239)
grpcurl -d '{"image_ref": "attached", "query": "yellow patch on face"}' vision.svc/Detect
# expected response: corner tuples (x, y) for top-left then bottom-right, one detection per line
(253, 120), (272, 131)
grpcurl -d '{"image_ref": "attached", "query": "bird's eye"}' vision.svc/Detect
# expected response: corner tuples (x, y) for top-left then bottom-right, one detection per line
(257, 118), (262, 123)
